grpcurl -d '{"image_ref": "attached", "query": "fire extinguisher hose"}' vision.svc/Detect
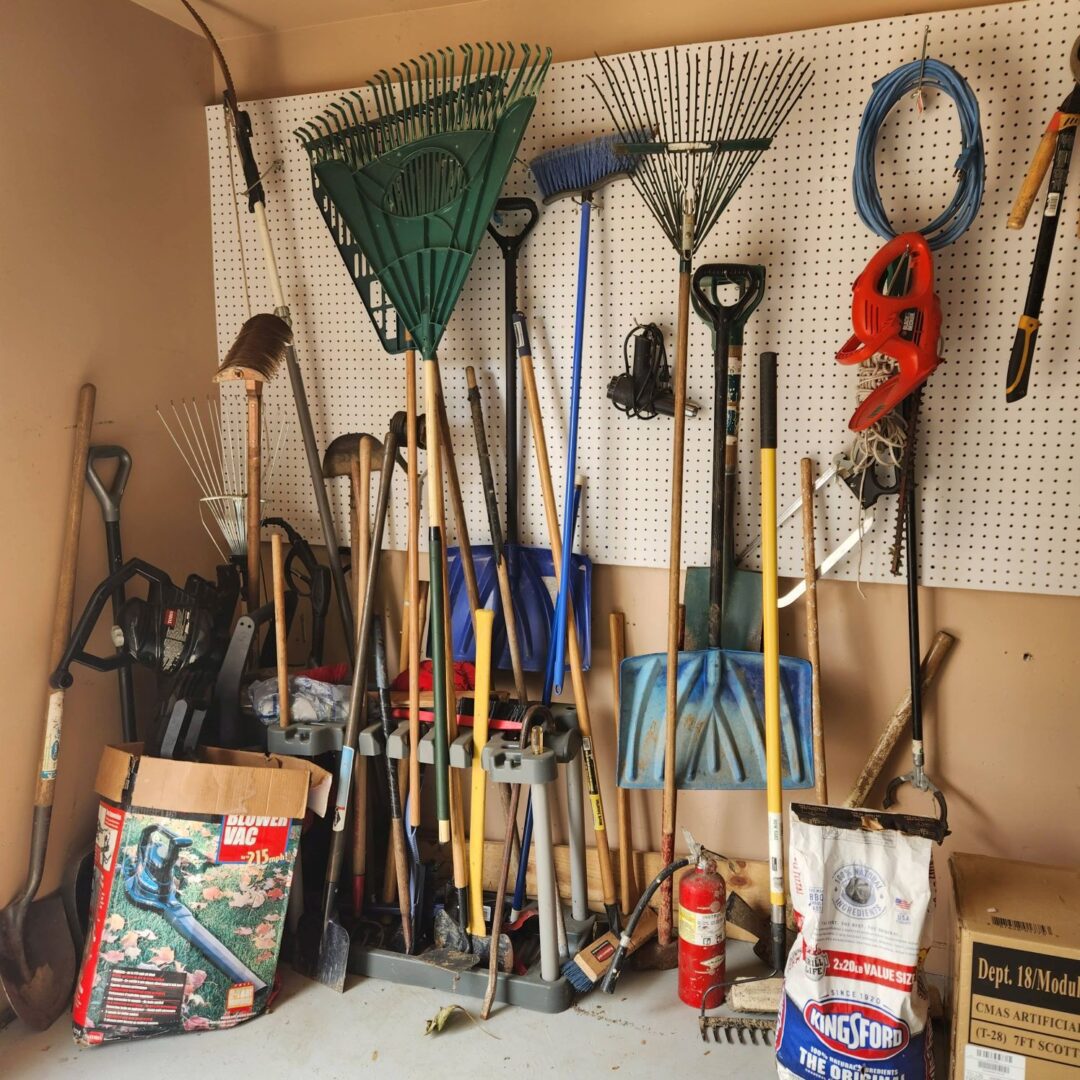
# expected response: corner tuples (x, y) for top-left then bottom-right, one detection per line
(599, 856), (690, 994)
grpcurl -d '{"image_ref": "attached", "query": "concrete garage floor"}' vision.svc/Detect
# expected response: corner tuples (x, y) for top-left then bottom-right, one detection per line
(2, 943), (782, 1079)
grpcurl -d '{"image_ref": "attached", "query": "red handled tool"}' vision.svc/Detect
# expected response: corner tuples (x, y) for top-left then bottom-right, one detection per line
(836, 232), (942, 431)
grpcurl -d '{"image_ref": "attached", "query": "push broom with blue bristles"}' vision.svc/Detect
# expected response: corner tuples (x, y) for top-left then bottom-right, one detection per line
(504, 136), (638, 941)
(529, 134), (636, 693)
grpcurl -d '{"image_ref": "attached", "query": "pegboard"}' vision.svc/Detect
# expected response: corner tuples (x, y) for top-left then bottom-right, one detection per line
(205, 0), (1080, 594)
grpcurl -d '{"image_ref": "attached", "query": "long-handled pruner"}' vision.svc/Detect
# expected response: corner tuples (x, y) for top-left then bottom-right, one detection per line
(1004, 35), (1080, 402)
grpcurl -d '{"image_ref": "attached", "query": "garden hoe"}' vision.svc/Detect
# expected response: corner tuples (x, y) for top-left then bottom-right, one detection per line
(0, 384), (95, 1030)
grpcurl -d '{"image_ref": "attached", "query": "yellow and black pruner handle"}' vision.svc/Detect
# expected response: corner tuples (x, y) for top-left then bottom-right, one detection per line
(1006, 85), (1080, 402)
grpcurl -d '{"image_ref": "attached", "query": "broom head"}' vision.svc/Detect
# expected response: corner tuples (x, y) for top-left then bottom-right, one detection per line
(214, 312), (291, 383)
(529, 132), (640, 203)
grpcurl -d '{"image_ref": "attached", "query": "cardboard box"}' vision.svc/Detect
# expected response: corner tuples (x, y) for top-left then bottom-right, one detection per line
(950, 852), (1080, 1079)
(72, 745), (329, 1046)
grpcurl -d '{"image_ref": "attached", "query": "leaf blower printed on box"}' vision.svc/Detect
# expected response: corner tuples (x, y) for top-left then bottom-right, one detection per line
(72, 805), (299, 1045)
(776, 807), (937, 1080)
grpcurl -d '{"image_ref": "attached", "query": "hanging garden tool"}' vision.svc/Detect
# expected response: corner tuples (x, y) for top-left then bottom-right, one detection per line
(180, 0), (356, 659)
(296, 44), (550, 979)
(0, 384), (94, 1030)
(847, 48), (983, 520)
(213, 313), (286, 612)
(593, 44), (813, 945)
(835, 234), (942, 431)
(529, 133), (637, 690)
(882, 394), (948, 827)
(487, 197), (539, 552)
(157, 397), (286, 578)
(684, 264), (765, 653)
(1004, 35), (1080, 402)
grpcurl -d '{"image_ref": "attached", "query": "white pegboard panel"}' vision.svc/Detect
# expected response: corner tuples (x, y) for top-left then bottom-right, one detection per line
(205, 0), (1080, 593)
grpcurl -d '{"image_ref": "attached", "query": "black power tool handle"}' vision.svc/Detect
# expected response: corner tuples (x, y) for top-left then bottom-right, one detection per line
(1006, 87), (1080, 402)
(50, 558), (171, 689)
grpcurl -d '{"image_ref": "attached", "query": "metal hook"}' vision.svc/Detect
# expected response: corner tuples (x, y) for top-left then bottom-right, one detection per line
(912, 25), (930, 113)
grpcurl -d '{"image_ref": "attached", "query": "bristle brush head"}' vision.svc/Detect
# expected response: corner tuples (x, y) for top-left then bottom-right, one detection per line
(216, 312), (291, 382)
(529, 133), (640, 204)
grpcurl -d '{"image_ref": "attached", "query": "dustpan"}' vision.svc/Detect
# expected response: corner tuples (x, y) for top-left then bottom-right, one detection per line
(617, 647), (814, 790)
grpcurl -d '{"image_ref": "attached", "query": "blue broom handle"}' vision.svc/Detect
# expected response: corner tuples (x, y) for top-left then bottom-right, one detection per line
(511, 481), (584, 916)
(552, 199), (591, 691)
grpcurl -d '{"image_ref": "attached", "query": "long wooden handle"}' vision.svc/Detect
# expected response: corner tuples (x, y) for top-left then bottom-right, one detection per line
(271, 532), (289, 729)
(424, 359), (452, 844)
(405, 346), (422, 828)
(659, 265), (692, 944)
(351, 445), (374, 895)
(434, 366), (481, 631)
(800, 458), (826, 803)
(245, 381), (262, 612)
(843, 630), (956, 808)
(609, 611), (636, 914)
(515, 315), (618, 917)
(1008, 126), (1058, 229)
(469, 609), (495, 936)
(465, 364), (528, 703)
(37, 383), (96, 807)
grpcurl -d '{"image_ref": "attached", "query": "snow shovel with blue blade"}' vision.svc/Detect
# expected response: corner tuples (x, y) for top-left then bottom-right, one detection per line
(617, 647), (814, 790)
(445, 544), (591, 672)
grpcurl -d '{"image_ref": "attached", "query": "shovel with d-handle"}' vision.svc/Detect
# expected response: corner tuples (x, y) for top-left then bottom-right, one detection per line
(313, 419), (400, 991)
(0, 384), (95, 1030)
(684, 264), (765, 652)
(487, 197), (540, 547)
(62, 446), (135, 954)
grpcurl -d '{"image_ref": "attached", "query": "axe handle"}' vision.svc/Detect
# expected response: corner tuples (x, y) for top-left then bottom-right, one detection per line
(843, 630), (955, 808)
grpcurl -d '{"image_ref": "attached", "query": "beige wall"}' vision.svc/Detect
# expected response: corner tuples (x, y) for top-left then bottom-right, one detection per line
(216, 0), (1016, 100)
(0, 0), (218, 904)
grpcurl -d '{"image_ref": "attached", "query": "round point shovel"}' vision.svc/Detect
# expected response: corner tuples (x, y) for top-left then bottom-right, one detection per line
(0, 383), (95, 1029)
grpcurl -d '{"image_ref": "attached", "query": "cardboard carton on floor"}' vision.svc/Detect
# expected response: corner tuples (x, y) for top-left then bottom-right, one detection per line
(72, 745), (330, 1046)
(950, 852), (1080, 1079)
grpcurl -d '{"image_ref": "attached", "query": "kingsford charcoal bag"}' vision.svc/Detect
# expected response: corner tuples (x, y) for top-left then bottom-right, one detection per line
(776, 804), (937, 1080)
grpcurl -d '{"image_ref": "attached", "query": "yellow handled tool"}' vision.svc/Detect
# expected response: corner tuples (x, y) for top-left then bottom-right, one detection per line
(469, 609), (496, 937)
(759, 352), (786, 972)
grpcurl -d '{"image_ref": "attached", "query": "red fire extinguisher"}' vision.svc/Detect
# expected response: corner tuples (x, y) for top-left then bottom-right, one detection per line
(678, 852), (726, 1008)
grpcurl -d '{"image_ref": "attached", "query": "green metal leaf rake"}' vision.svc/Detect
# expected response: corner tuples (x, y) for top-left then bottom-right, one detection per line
(295, 42), (551, 989)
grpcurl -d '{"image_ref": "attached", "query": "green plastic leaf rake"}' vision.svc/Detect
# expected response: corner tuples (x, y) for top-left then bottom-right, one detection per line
(296, 43), (551, 361)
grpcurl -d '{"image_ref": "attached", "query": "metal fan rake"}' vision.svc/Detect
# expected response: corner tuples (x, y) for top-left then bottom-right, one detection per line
(590, 43), (813, 948)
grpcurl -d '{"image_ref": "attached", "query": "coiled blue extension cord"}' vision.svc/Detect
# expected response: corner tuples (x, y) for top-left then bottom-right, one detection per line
(853, 57), (984, 250)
